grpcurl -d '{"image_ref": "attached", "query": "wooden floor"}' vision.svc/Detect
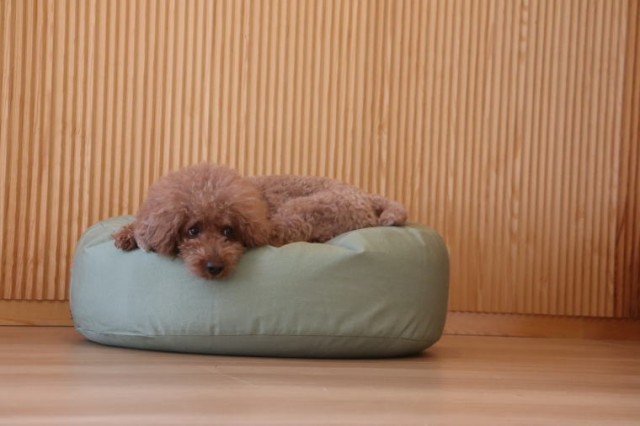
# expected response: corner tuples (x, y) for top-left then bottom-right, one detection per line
(1, 327), (639, 425)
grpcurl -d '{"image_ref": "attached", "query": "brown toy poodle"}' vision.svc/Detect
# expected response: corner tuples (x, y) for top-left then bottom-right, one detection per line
(113, 164), (407, 279)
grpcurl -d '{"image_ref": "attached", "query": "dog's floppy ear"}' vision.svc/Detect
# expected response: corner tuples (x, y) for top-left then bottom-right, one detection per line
(133, 207), (187, 256)
(132, 179), (189, 256)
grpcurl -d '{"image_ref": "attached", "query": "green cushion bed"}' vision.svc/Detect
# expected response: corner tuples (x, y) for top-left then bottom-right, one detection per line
(70, 216), (449, 358)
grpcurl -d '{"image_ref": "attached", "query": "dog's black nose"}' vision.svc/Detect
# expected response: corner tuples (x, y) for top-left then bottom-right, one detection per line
(206, 262), (224, 277)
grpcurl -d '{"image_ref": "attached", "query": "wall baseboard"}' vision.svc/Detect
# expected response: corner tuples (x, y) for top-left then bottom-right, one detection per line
(445, 312), (640, 340)
(0, 301), (73, 326)
(2, 301), (639, 340)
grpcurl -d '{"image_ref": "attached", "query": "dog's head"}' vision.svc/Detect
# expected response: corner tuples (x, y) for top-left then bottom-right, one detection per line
(133, 164), (271, 279)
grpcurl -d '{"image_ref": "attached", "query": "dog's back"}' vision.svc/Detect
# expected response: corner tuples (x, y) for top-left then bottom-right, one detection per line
(248, 174), (407, 232)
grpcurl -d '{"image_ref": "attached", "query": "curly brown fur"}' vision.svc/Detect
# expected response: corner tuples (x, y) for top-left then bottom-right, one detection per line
(114, 164), (407, 279)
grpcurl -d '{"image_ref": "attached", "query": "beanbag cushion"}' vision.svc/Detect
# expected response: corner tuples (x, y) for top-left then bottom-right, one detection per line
(70, 216), (449, 358)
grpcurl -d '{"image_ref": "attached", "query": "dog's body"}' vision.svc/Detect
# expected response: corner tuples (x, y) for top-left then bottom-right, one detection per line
(113, 164), (407, 279)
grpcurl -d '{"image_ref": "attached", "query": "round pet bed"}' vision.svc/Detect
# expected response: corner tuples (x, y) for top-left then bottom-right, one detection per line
(70, 216), (449, 358)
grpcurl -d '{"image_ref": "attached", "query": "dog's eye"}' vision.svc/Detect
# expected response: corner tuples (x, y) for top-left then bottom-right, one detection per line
(186, 225), (201, 238)
(222, 226), (234, 239)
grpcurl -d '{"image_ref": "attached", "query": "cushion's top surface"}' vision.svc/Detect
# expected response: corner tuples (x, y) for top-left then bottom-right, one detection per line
(71, 216), (449, 358)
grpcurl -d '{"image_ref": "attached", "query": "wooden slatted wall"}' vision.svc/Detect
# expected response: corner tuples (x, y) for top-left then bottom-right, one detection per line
(0, 0), (638, 326)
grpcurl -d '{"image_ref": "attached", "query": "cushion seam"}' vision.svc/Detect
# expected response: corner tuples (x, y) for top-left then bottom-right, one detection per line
(76, 326), (431, 343)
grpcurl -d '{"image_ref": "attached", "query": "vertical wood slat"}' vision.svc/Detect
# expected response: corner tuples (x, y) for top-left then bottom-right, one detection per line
(617, 0), (640, 318)
(0, 0), (638, 319)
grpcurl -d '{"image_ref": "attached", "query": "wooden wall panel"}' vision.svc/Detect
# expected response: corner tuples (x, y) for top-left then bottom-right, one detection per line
(0, 0), (638, 321)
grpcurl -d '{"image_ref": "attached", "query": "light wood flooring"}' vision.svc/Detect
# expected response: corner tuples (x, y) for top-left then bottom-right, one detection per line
(1, 327), (639, 425)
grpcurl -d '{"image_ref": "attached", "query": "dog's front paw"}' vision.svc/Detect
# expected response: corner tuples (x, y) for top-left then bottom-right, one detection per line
(113, 224), (139, 251)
